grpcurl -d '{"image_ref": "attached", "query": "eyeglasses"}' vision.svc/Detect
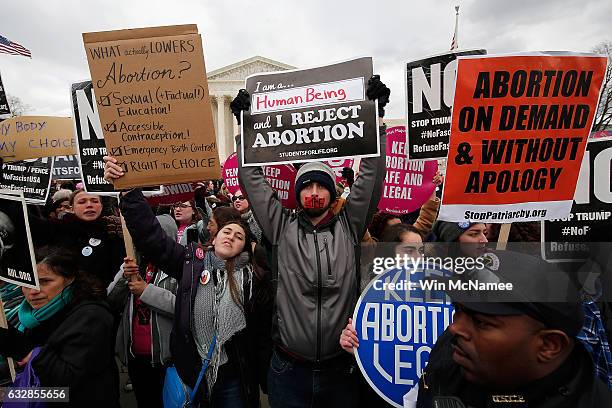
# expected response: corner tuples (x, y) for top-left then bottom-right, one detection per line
(232, 196), (245, 202)
(172, 203), (192, 209)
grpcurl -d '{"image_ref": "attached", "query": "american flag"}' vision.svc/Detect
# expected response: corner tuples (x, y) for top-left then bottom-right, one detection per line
(0, 35), (31, 58)
(450, 5), (459, 51)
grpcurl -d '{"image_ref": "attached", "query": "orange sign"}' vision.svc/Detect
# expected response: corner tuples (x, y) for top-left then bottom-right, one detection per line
(440, 53), (608, 223)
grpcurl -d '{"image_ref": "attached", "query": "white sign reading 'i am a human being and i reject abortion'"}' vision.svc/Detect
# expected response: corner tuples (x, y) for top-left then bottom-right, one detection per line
(241, 57), (379, 166)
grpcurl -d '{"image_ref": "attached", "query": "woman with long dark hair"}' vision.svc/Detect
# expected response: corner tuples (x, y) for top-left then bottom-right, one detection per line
(0, 246), (119, 407)
(105, 156), (269, 407)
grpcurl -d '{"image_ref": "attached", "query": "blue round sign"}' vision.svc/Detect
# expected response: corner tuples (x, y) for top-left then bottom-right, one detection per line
(353, 266), (454, 407)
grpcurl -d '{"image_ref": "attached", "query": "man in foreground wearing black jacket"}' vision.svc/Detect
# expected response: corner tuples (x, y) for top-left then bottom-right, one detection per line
(416, 251), (612, 408)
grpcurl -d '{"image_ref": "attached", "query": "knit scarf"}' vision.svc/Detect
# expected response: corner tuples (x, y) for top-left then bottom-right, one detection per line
(192, 250), (252, 396)
(17, 285), (74, 332)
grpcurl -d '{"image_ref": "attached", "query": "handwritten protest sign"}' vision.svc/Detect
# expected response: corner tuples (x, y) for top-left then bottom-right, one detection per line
(378, 126), (437, 215)
(439, 53), (608, 223)
(0, 72), (9, 115)
(406, 49), (486, 160)
(0, 158), (53, 204)
(83, 24), (219, 189)
(71, 80), (161, 196)
(241, 57), (379, 166)
(542, 137), (612, 261)
(0, 193), (38, 289)
(0, 116), (76, 162)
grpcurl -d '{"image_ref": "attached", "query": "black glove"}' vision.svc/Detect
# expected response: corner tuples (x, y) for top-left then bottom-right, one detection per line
(341, 167), (354, 187)
(366, 75), (390, 118)
(230, 89), (251, 125)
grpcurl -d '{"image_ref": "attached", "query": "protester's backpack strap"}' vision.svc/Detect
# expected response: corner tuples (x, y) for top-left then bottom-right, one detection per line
(189, 334), (217, 404)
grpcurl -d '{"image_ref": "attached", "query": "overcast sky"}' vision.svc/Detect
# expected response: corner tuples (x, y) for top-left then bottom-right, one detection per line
(1, 0), (610, 119)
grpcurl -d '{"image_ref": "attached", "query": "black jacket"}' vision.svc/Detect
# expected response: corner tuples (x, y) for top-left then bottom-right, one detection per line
(416, 330), (612, 408)
(0, 300), (119, 407)
(121, 188), (271, 407)
(27, 210), (126, 287)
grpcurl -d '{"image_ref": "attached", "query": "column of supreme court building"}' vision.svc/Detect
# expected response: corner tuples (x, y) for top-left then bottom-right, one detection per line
(207, 56), (295, 164)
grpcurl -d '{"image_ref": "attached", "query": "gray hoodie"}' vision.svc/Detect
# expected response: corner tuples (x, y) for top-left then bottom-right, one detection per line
(236, 128), (386, 362)
(107, 214), (178, 365)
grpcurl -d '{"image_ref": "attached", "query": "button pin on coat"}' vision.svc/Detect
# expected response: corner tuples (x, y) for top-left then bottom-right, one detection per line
(200, 269), (210, 285)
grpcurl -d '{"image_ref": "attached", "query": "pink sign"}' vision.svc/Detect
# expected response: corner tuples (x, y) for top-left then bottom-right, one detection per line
(222, 152), (240, 195)
(224, 152), (297, 208)
(591, 130), (612, 139)
(325, 159), (355, 183)
(377, 126), (437, 215)
(263, 164), (297, 209)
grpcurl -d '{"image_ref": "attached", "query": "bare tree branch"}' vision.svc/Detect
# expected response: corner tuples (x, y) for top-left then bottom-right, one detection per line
(592, 41), (612, 131)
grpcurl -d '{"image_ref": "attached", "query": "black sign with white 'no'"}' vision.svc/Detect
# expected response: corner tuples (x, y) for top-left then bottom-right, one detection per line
(542, 137), (612, 261)
(71, 81), (114, 193)
(406, 49), (486, 160)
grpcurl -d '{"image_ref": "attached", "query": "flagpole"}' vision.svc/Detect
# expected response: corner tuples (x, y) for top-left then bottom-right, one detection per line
(451, 5), (460, 50)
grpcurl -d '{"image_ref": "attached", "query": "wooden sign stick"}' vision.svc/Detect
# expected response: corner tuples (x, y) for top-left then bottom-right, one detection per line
(496, 223), (511, 251)
(0, 299), (16, 381)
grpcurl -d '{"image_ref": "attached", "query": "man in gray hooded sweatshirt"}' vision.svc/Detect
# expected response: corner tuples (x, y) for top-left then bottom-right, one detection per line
(231, 75), (390, 407)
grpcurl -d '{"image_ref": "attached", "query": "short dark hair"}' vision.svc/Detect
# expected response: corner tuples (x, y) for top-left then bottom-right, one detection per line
(368, 211), (402, 240)
(35, 246), (106, 304)
(380, 223), (422, 243)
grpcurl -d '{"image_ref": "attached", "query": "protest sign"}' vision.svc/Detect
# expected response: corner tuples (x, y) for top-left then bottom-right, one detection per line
(52, 155), (81, 180)
(71, 80), (113, 193)
(0, 72), (9, 115)
(83, 24), (219, 189)
(353, 266), (453, 407)
(0, 193), (38, 289)
(223, 151), (297, 208)
(0, 157), (53, 204)
(542, 137), (612, 261)
(263, 164), (296, 209)
(71, 80), (161, 196)
(591, 130), (612, 139)
(406, 49), (486, 160)
(0, 116), (76, 162)
(326, 158), (354, 183)
(145, 183), (199, 206)
(378, 126), (437, 215)
(222, 152), (240, 195)
(241, 57), (379, 166)
(439, 53), (608, 223)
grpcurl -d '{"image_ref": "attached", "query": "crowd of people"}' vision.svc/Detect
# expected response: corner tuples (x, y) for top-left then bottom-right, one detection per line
(0, 76), (610, 408)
